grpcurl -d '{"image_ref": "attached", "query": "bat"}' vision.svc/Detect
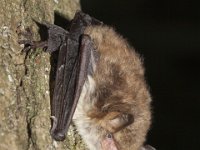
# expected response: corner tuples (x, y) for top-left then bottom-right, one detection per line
(19, 11), (155, 150)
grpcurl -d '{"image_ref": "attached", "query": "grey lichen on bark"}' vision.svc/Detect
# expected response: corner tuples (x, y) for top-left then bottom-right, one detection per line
(0, 0), (87, 149)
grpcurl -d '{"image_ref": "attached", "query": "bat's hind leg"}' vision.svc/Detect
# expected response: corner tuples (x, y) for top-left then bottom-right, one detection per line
(17, 24), (68, 52)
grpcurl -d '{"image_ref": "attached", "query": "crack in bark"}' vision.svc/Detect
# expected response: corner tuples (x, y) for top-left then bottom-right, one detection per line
(17, 49), (37, 149)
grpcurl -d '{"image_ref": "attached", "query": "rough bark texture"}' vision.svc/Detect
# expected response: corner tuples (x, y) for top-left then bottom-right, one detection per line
(0, 0), (87, 149)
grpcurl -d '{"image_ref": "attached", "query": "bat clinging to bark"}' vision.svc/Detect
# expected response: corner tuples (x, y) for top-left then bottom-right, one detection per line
(19, 11), (155, 150)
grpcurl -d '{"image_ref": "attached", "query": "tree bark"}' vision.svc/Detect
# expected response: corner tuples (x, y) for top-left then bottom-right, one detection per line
(0, 0), (87, 149)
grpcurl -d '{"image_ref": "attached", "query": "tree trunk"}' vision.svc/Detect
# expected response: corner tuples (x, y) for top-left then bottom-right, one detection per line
(0, 0), (87, 149)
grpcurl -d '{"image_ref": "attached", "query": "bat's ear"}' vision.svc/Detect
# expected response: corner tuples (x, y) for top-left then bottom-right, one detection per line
(80, 34), (99, 76)
(100, 112), (134, 133)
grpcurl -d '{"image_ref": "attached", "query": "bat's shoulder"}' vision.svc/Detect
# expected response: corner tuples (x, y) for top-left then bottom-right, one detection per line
(84, 25), (142, 68)
(85, 25), (146, 90)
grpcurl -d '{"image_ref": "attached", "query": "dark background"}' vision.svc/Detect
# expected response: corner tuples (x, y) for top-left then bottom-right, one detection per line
(81, 0), (200, 149)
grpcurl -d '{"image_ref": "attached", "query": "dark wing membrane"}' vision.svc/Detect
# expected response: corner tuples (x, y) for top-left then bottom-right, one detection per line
(50, 11), (101, 141)
(50, 36), (79, 141)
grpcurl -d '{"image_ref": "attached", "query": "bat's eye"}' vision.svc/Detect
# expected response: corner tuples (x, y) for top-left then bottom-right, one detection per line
(106, 133), (113, 139)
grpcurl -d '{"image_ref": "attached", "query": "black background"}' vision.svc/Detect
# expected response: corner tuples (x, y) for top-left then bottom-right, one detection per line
(81, 0), (200, 149)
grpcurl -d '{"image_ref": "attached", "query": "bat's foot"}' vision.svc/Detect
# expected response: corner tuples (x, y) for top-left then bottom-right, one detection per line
(17, 26), (48, 52)
(18, 40), (47, 52)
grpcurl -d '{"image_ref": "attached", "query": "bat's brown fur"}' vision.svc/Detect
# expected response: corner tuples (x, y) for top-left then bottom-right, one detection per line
(73, 25), (152, 150)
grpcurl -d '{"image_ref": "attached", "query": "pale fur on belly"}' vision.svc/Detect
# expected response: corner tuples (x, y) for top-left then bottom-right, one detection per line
(73, 75), (102, 150)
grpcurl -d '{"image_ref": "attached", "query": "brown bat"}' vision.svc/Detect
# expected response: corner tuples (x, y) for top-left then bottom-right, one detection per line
(19, 11), (155, 150)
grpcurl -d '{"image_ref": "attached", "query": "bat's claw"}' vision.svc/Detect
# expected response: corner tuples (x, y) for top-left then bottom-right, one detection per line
(17, 25), (48, 52)
(18, 39), (47, 52)
(18, 40), (33, 52)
